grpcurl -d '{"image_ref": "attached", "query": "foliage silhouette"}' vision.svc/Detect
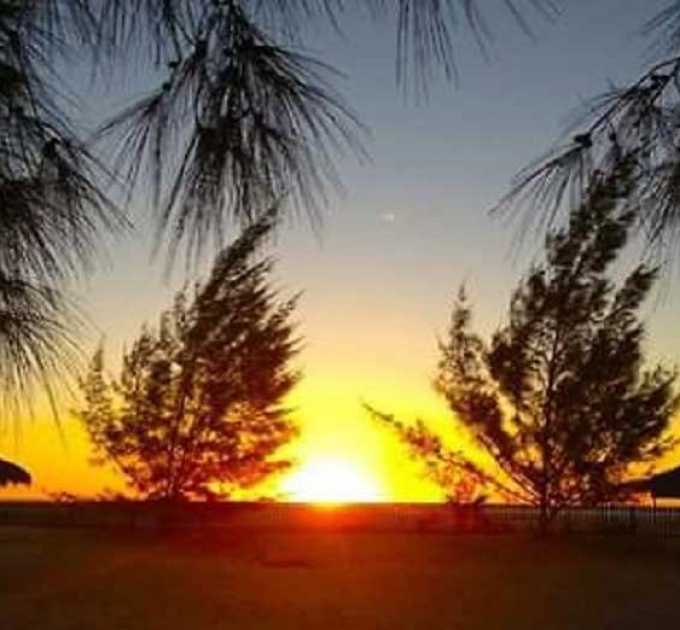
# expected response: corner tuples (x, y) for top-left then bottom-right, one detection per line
(95, 0), (557, 262)
(0, 1), (125, 416)
(497, 1), (680, 267)
(75, 212), (300, 500)
(367, 409), (494, 504)
(377, 164), (679, 531)
(0, 0), (555, 413)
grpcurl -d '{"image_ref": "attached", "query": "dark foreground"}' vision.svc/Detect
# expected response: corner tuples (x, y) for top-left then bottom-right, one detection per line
(2, 525), (680, 630)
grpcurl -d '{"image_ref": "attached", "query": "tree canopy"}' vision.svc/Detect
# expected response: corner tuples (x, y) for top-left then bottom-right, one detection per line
(498, 1), (680, 267)
(75, 212), (300, 500)
(377, 164), (679, 528)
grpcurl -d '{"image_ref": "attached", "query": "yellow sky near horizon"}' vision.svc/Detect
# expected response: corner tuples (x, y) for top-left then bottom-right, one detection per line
(2, 356), (679, 504)
(0, 369), (455, 502)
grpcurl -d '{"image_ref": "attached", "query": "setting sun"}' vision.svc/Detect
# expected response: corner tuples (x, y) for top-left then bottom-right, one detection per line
(282, 458), (384, 504)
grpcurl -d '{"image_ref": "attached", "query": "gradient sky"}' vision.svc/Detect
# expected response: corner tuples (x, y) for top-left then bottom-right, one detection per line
(2, 1), (679, 501)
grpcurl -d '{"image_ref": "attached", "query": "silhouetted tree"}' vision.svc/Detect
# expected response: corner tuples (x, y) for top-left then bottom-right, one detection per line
(449, 168), (679, 528)
(378, 165), (679, 531)
(75, 213), (300, 500)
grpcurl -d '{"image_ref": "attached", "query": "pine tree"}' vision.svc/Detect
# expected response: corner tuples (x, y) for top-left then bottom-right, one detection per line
(76, 213), (300, 500)
(377, 166), (679, 530)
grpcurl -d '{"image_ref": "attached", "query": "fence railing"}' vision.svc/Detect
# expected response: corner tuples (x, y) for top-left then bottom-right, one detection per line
(1, 501), (680, 536)
(480, 504), (680, 536)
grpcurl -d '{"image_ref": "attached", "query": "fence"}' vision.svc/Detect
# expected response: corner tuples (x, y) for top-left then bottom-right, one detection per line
(481, 504), (680, 536)
(1, 501), (680, 536)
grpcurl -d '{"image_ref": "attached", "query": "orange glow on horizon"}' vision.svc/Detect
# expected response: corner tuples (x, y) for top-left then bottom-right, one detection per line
(281, 457), (384, 504)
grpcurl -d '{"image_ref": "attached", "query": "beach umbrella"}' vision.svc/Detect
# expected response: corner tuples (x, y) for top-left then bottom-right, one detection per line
(647, 465), (680, 501)
(0, 458), (31, 487)
(624, 464), (680, 505)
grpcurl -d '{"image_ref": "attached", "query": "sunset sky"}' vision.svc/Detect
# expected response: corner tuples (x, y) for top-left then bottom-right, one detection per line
(2, 1), (679, 501)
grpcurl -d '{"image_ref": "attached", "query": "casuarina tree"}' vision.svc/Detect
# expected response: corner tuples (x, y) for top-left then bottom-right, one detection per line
(75, 212), (300, 500)
(378, 164), (679, 530)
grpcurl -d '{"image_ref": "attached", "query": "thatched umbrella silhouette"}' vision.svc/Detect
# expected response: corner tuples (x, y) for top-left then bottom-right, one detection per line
(0, 457), (31, 487)
(625, 464), (680, 507)
(647, 465), (680, 506)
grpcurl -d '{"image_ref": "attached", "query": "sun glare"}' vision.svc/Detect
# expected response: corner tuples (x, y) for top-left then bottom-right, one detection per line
(282, 458), (384, 504)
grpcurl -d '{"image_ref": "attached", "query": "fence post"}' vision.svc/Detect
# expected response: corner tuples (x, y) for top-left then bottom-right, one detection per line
(628, 506), (637, 534)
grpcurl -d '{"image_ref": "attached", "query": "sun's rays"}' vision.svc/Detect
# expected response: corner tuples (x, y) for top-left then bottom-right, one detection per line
(281, 458), (384, 504)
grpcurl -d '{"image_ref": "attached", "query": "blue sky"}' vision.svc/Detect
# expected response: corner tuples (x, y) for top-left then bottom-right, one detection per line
(84, 0), (679, 358)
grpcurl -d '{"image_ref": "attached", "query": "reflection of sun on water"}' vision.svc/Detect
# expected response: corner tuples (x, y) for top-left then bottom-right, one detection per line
(281, 458), (383, 504)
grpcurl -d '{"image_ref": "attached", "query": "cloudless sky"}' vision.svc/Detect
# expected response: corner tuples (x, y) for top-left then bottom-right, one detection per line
(3, 1), (679, 500)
